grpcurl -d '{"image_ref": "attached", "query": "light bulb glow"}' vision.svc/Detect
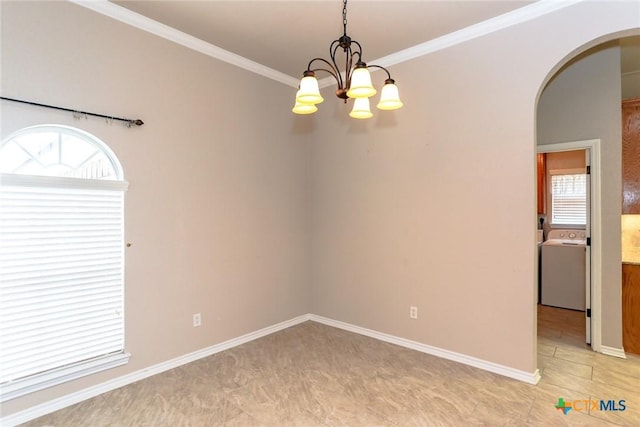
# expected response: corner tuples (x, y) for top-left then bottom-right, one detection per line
(346, 67), (376, 99)
(296, 76), (324, 104)
(376, 81), (403, 110)
(349, 97), (373, 119)
(292, 89), (318, 114)
(292, 102), (318, 115)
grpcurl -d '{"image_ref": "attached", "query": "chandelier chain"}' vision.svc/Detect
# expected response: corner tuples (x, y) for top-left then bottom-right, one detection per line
(342, 0), (348, 35)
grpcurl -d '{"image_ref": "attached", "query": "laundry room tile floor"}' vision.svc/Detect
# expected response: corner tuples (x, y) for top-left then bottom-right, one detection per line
(537, 304), (640, 425)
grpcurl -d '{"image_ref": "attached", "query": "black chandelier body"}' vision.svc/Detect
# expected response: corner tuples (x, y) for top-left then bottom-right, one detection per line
(292, 0), (403, 118)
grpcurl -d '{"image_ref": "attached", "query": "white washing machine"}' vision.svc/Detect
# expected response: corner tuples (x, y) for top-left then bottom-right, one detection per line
(541, 229), (586, 311)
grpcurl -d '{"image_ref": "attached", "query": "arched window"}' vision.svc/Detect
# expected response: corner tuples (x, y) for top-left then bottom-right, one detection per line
(0, 125), (129, 401)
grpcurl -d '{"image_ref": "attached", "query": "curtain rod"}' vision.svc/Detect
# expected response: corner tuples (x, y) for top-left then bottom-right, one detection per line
(0, 96), (144, 127)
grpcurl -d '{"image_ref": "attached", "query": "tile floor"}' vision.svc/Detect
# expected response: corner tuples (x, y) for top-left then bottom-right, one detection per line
(536, 304), (640, 426)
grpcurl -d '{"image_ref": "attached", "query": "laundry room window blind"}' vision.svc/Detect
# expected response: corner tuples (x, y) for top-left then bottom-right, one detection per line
(0, 125), (130, 402)
(550, 169), (587, 225)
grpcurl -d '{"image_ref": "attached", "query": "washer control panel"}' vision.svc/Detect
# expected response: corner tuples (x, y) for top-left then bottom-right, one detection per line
(547, 229), (587, 241)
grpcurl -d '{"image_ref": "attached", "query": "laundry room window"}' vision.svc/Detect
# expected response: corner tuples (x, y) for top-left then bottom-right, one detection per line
(0, 125), (130, 402)
(550, 169), (587, 225)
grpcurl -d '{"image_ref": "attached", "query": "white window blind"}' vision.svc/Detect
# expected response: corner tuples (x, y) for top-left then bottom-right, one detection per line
(551, 172), (587, 225)
(0, 181), (126, 396)
(0, 125), (129, 402)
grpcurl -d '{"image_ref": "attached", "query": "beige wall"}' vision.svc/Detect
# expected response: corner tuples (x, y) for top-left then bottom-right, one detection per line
(537, 44), (623, 349)
(2, 0), (640, 419)
(622, 36), (640, 100)
(623, 72), (640, 100)
(310, 1), (638, 372)
(1, 1), (311, 415)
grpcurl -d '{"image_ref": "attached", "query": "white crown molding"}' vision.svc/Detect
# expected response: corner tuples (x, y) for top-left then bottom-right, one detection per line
(68, 0), (300, 88)
(318, 0), (583, 88)
(374, 0), (584, 68)
(70, 0), (581, 90)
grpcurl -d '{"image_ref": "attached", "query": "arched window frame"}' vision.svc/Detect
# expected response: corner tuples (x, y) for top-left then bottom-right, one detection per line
(0, 125), (130, 402)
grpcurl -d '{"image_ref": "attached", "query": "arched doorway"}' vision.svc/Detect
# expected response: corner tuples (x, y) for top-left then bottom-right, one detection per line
(535, 33), (640, 373)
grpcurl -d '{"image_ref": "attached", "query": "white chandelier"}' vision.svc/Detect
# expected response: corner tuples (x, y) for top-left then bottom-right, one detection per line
(292, 0), (403, 119)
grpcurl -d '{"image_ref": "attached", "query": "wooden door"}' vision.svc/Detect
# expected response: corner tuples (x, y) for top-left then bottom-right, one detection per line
(537, 153), (546, 214)
(623, 263), (640, 355)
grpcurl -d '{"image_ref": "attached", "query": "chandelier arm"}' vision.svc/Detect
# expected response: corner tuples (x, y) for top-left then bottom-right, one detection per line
(343, 45), (353, 91)
(329, 41), (346, 90)
(350, 40), (363, 64)
(346, 41), (364, 90)
(307, 57), (339, 76)
(306, 58), (341, 85)
(329, 38), (341, 64)
(309, 67), (342, 83)
(364, 64), (393, 80)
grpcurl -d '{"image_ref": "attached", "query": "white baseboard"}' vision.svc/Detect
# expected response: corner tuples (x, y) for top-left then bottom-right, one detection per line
(1, 314), (311, 427)
(309, 314), (541, 385)
(3, 312), (540, 426)
(600, 345), (626, 359)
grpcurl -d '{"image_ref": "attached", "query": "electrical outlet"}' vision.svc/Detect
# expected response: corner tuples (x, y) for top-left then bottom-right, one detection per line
(409, 306), (418, 319)
(193, 313), (202, 327)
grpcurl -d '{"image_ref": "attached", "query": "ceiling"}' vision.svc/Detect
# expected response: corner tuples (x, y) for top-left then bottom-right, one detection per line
(106, 1), (638, 83)
(111, 0), (536, 79)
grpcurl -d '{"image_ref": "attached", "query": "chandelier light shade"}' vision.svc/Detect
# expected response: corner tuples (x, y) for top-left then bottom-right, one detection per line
(296, 72), (324, 105)
(349, 97), (373, 119)
(292, 90), (319, 114)
(377, 79), (403, 110)
(292, 0), (402, 119)
(346, 64), (376, 99)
